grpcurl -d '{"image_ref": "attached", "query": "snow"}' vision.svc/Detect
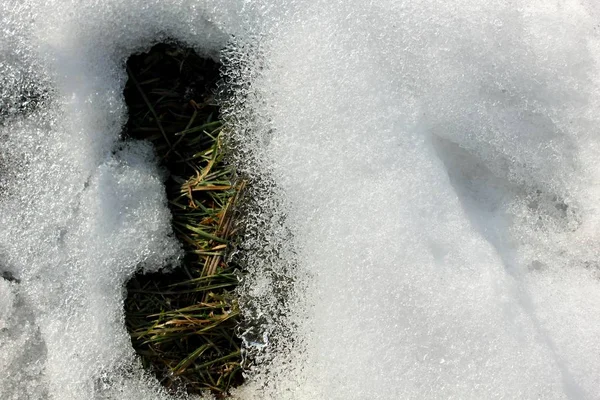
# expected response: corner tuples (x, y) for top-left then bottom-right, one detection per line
(2, 0), (600, 399)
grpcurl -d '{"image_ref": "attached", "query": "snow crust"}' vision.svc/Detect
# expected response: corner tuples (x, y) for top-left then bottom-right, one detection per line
(2, 0), (600, 399)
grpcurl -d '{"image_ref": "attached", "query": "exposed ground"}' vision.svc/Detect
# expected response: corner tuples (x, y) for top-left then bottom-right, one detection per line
(123, 43), (244, 398)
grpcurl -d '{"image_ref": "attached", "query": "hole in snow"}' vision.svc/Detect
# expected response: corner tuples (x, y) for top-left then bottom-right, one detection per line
(122, 42), (244, 397)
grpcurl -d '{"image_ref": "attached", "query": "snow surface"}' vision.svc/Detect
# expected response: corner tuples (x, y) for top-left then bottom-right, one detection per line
(2, 0), (600, 399)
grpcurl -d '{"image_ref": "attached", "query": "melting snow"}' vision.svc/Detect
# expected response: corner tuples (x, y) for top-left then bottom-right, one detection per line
(2, 0), (600, 399)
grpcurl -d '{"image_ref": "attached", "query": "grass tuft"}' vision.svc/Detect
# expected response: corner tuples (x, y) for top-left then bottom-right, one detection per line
(123, 42), (244, 398)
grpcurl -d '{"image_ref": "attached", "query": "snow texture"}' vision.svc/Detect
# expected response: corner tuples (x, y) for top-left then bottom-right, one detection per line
(2, 0), (600, 399)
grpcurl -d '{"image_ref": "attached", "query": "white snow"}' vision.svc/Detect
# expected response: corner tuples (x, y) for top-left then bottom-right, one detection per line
(2, 0), (600, 399)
